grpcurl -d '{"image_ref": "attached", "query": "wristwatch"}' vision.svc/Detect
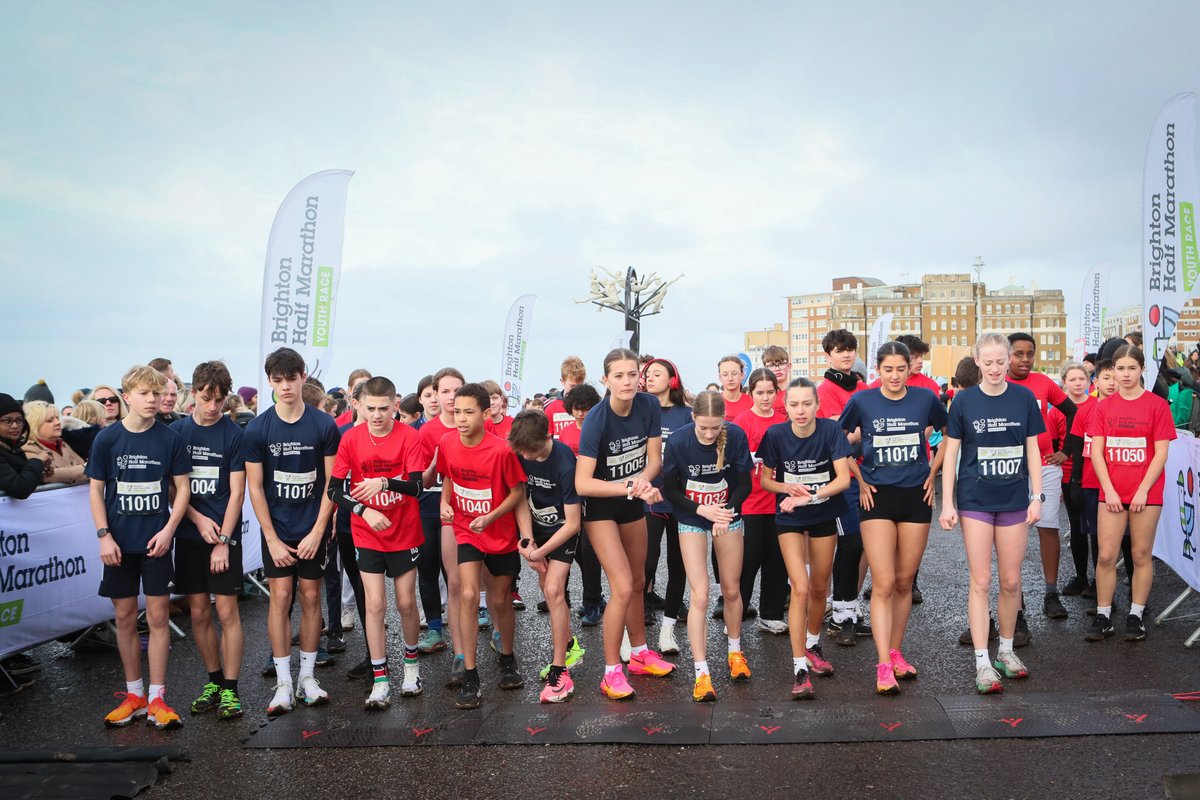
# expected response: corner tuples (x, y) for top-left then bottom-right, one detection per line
(1029, 493), (1046, 502)
(96, 527), (110, 539)
(217, 534), (229, 545)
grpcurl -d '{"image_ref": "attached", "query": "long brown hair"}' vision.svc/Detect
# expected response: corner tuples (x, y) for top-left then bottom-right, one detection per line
(692, 390), (728, 470)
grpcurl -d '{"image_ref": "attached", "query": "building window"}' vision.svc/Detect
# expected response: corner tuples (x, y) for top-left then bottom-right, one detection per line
(951, 319), (958, 331)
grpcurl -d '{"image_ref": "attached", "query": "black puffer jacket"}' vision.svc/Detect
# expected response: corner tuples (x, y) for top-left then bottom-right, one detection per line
(0, 436), (44, 499)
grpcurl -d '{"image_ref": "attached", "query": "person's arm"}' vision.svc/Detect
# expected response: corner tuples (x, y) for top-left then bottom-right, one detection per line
(209, 470), (245, 575)
(147, 473), (190, 557)
(661, 471), (699, 515)
(1131, 440), (1171, 513)
(1090, 435), (1122, 512)
(938, 437), (961, 530)
(923, 427), (948, 505)
(245, 460), (296, 567)
(469, 481), (526, 532)
(1051, 396), (1077, 459)
(530, 503), (582, 561)
(0, 455), (44, 499)
(728, 470), (752, 511)
(297, 454), (337, 560)
(1025, 434), (1044, 524)
(440, 477), (455, 525)
(91, 477), (121, 566)
(385, 473), (423, 496)
(574, 455), (632, 499)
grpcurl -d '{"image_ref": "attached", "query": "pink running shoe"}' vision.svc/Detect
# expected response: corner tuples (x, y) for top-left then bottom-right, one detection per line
(628, 649), (676, 677)
(876, 662), (900, 696)
(889, 649), (917, 681)
(540, 670), (575, 703)
(600, 668), (635, 700)
(807, 645), (834, 677)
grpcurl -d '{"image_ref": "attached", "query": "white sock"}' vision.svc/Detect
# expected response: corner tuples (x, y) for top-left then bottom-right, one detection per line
(832, 601), (856, 624)
(298, 650), (317, 680)
(974, 649), (990, 669)
(694, 661), (709, 678)
(1130, 603), (1145, 618)
(727, 637), (740, 653)
(630, 643), (648, 656)
(663, 617), (677, 628)
(147, 683), (164, 702)
(273, 656), (292, 684)
(793, 656), (810, 673)
(1097, 605), (1112, 619)
(806, 631), (820, 650)
(605, 663), (623, 675)
(479, 590), (487, 609)
(125, 678), (145, 698)
(998, 637), (1014, 654)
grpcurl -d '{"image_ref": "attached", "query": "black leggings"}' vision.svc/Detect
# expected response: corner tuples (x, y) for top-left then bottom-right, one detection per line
(645, 513), (685, 617)
(1064, 482), (1089, 580)
(740, 514), (787, 619)
(417, 516), (446, 623)
(1082, 488), (1133, 582)
(832, 525), (864, 603)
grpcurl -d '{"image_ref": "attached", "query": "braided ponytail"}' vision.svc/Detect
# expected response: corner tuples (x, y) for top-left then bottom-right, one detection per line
(715, 424), (728, 472)
(692, 390), (728, 470)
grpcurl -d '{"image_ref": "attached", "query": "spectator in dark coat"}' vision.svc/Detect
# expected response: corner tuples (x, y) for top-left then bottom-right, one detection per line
(0, 393), (45, 498)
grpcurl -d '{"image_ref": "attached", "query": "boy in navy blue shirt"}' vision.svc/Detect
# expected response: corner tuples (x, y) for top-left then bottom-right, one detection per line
(89, 365), (191, 730)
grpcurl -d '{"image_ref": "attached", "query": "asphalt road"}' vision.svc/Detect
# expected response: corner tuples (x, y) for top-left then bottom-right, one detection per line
(3, 500), (1199, 800)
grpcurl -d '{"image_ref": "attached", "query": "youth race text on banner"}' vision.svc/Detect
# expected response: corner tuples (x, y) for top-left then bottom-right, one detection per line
(501, 294), (536, 414)
(259, 170), (354, 410)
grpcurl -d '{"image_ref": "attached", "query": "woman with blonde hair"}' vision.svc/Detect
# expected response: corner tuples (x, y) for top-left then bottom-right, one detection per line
(88, 385), (127, 426)
(22, 402), (87, 485)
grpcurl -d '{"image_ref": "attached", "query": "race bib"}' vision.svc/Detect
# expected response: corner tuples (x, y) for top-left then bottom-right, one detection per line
(454, 484), (493, 515)
(274, 469), (316, 504)
(551, 412), (574, 434)
(978, 446), (1023, 480)
(606, 444), (647, 480)
(1082, 435), (1092, 458)
(530, 501), (560, 527)
(784, 470), (830, 504)
(117, 480), (161, 516)
(372, 489), (403, 508)
(872, 433), (920, 468)
(1105, 436), (1147, 465)
(685, 478), (728, 507)
(189, 466), (219, 497)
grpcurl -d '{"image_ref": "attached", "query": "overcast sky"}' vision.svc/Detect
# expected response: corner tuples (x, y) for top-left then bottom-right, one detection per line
(4, 2), (1199, 400)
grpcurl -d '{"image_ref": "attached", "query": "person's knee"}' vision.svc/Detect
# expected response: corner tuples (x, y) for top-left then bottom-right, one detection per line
(543, 578), (564, 603)
(144, 603), (169, 629)
(365, 593), (387, 618)
(610, 577), (634, 606)
(872, 576), (896, 599)
(997, 573), (1021, 596)
(968, 574), (991, 596)
(790, 581), (809, 605)
(215, 599), (239, 628)
(691, 586), (709, 609)
(1096, 550), (1119, 569)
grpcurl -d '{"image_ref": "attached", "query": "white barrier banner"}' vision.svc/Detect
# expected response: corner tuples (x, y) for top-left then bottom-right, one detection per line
(866, 312), (895, 384)
(0, 488), (264, 657)
(1153, 432), (1200, 592)
(501, 294), (536, 414)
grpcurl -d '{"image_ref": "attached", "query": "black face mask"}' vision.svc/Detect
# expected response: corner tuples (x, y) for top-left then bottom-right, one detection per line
(823, 368), (860, 392)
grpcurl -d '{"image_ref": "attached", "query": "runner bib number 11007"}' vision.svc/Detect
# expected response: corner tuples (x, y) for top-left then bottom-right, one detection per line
(978, 446), (1023, 480)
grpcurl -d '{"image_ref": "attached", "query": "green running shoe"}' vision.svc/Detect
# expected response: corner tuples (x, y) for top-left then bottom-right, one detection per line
(540, 636), (587, 681)
(217, 688), (243, 720)
(190, 682), (222, 714)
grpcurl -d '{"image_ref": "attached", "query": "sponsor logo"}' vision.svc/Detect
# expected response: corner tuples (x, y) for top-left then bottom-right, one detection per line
(1179, 467), (1196, 563)
(872, 419), (886, 433)
(269, 442), (283, 457)
(687, 464), (702, 477)
(116, 455), (129, 469)
(972, 419), (986, 434)
(0, 599), (22, 627)
(608, 441), (621, 454)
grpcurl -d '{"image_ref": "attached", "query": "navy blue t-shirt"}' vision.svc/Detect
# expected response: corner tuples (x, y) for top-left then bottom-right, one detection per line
(517, 440), (580, 539)
(86, 421), (191, 553)
(170, 415), (246, 542)
(840, 388), (948, 488)
(946, 384), (1045, 512)
(758, 419), (851, 529)
(578, 392), (663, 485)
(661, 422), (753, 529)
(648, 404), (693, 515)
(241, 404), (340, 541)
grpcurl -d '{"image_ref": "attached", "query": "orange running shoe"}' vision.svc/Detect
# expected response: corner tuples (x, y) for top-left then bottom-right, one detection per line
(146, 697), (183, 730)
(103, 692), (148, 728)
(728, 651), (752, 681)
(692, 673), (717, 703)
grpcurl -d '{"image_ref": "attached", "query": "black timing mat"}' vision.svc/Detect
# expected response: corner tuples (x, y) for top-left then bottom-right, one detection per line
(0, 747), (185, 799)
(242, 689), (1200, 748)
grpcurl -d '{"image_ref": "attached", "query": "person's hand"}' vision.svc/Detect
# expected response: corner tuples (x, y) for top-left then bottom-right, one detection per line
(41, 459), (54, 480)
(923, 474), (937, 506)
(267, 537), (298, 568)
(195, 516), (221, 546)
(469, 512), (492, 533)
(939, 505), (958, 531)
(519, 539), (548, 573)
(1130, 489), (1149, 514)
(859, 481), (876, 510)
(210, 543), (230, 574)
(1025, 499), (1042, 526)
(351, 477), (387, 502)
(99, 534), (122, 566)
(637, 487), (663, 505)
(785, 482), (811, 498)
(440, 502), (454, 524)
(296, 529), (323, 561)
(146, 529), (173, 558)
(627, 477), (653, 500)
(362, 508), (391, 531)
(1046, 451), (1067, 466)
(698, 504), (735, 525)
(712, 520), (731, 537)
(1104, 489), (1124, 514)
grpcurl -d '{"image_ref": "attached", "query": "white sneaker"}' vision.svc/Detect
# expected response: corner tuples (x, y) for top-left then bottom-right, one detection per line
(400, 661), (423, 697)
(296, 675), (330, 706)
(267, 682), (294, 716)
(619, 629), (631, 663)
(340, 609), (356, 631)
(658, 625), (680, 655)
(758, 618), (788, 635)
(364, 680), (391, 710)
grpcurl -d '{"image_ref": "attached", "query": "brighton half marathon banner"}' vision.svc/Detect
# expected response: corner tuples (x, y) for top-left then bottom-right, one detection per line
(866, 312), (895, 384)
(1080, 264), (1108, 358)
(501, 294), (536, 414)
(1153, 432), (1200, 593)
(1143, 93), (1199, 388)
(0, 487), (265, 657)
(259, 170), (354, 410)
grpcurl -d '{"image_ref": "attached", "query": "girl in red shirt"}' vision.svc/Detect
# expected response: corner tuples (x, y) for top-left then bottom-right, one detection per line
(1087, 345), (1176, 643)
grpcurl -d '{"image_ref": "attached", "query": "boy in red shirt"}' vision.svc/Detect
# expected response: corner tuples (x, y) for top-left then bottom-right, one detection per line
(718, 355), (753, 420)
(542, 356), (587, 439)
(762, 345), (792, 415)
(438, 383), (528, 709)
(329, 377), (425, 709)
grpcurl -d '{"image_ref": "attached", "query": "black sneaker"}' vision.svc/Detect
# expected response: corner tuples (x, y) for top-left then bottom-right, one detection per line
(646, 591), (665, 610)
(579, 604), (603, 627)
(324, 634), (347, 654)
(854, 618), (873, 637)
(676, 605), (689, 622)
(455, 674), (482, 709)
(315, 647), (335, 667)
(1082, 581), (1097, 599)
(1124, 614), (1147, 642)
(498, 655), (524, 689)
(537, 599), (550, 613)
(743, 605), (759, 620)
(261, 651), (276, 677)
(644, 605), (657, 626)
(1013, 610), (1031, 648)
(1061, 576), (1089, 596)
(834, 619), (857, 647)
(446, 657), (467, 688)
(1085, 614), (1115, 642)
(958, 617), (999, 646)
(346, 656), (372, 680)
(1, 653), (41, 677)
(911, 586), (924, 605)
(712, 596), (725, 620)
(1043, 593), (1068, 620)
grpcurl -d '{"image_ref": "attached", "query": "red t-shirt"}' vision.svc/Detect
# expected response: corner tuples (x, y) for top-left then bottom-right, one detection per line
(723, 392), (753, 421)
(334, 409), (354, 428)
(1069, 396), (1100, 490)
(484, 415), (513, 442)
(542, 398), (575, 439)
(1007, 371), (1069, 466)
(1087, 390), (1176, 505)
(436, 431), (527, 554)
(1048, 404), (1071, 483)
(417, 415), (456, 500)
(333, 424), (424, 551)
(816, 378), (866, 419)
(558, 421), (582, 456)
(732, 408), (788, 515)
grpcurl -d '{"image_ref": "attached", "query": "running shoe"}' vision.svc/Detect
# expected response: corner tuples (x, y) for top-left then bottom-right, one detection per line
(975, 664), (1004, 694)
(261, 651), (277, 677)
(1082, 580), (1097, 599)
(364, 680), (391, 711)
(1014, 610), (1031, 648)
(418, 629), (446, 654)
(1, 653), (40, 676)
(1124, 614), (1147, 642)
(743, 606), (759, 620)
(296, 675), (330, 706)
(757, 618), (788, 635)
(540, 669), (574, 703)
(693, 672), (717, 703)
(629, 649), (676, 677)
(267, 683), (294, 717)
(315, 647), (335, 667)
(511, 589), (526, 610)
(498, 654), (524, 690)
(1085, 614), (1115, 642)
(791, 668), (814, 701)
(539, 637), (587, 680)
(446, 655), (466, 688)
(580, 604), (603, 627)
(646, 591), (666, 609)
(190, 682), (222, 714)
(728, 651), (752, 681)
(875, 662), (900, 696)
(146, 697), (183, 730)
(217, 688), (243, 720)
(830, 617), (857, 647)
(600, 668), (635, 700)
(658, 625), (680, 655)
(1043, 593), (1068, 620)
(455, 674), (482, 710)
(347, 657), (372, 680)
(489, 629), (502, 658)
(854, 615), (873, 637)
(958, 617), (999, 646)
(477, 606), (492, 630)
(401, 661), (422, 697)
(993, 650), (1029, 679)
(104, 692), (148, 727)
(911, 585), (924, 605)
(889, 649), (917, 680)
(324, 633), (347, 654)
(340, 608), (357, 630)
(1061, 575), (1089, 596)
(807, 645), (834, 677)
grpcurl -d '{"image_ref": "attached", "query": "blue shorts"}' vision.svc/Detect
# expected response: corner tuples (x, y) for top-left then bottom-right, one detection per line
(678, 518), (745, 537)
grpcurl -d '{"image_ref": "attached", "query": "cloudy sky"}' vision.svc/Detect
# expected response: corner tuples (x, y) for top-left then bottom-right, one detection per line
(4, 2), (1199, 400)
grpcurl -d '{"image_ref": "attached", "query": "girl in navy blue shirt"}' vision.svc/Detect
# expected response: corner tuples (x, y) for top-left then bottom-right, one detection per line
(940, 332), (1044, 694)
(839, 341), (947, 696)
(661, 391), (753, 703)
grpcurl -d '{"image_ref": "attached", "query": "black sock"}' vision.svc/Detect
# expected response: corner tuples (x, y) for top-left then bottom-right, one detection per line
(208, 669), (225, 685)
(223, 678), (238, 693)
(548, 665), (565, 684)
(464, 667), (479, 682)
